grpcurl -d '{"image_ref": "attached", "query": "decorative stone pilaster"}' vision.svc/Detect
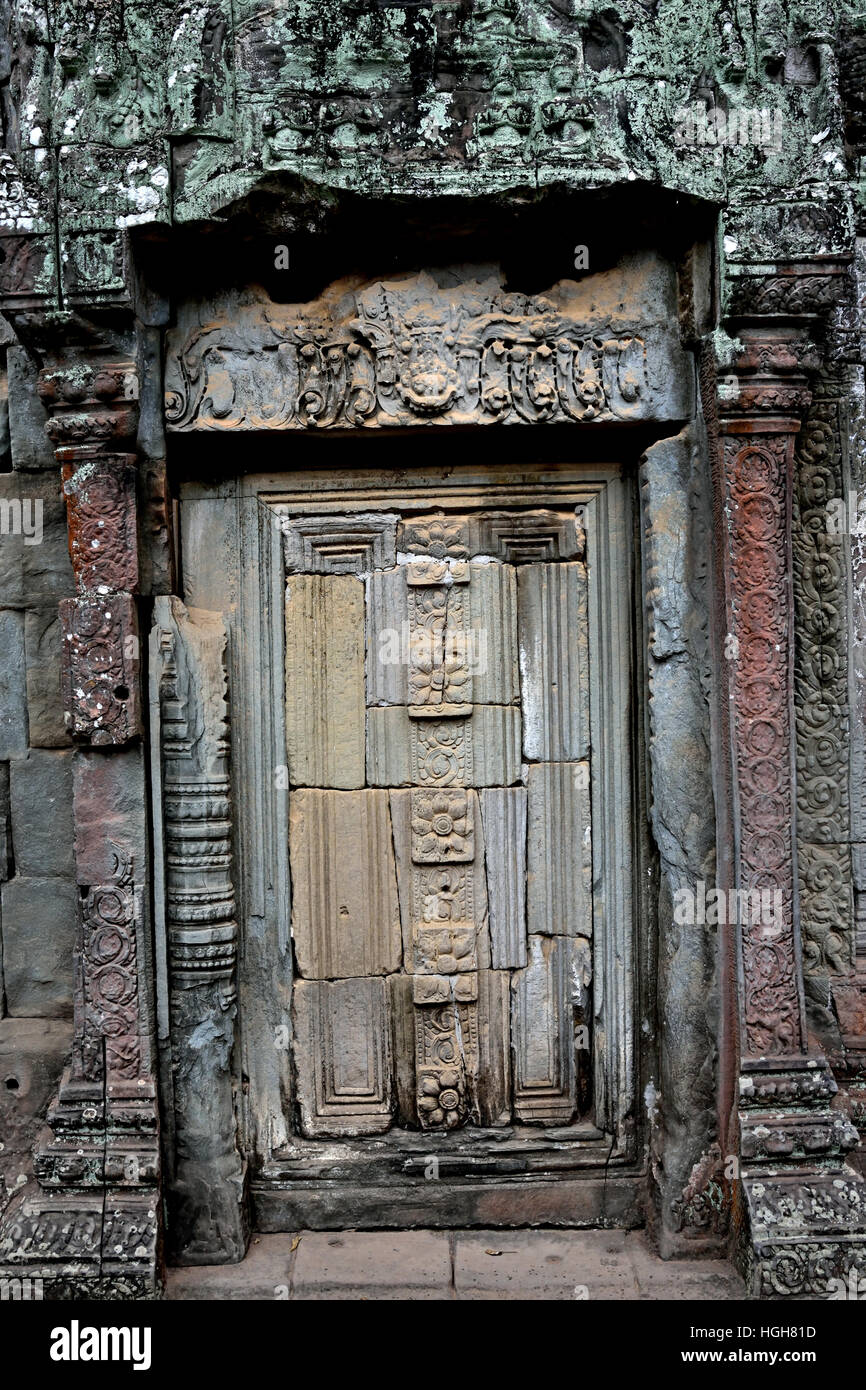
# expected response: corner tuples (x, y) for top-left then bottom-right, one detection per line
(150, 597), (249, 1264)
(0, 338), (161, 1297)
(718, 306), (866, 1297)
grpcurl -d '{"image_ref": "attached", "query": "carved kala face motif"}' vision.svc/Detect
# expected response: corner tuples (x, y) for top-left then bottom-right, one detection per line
(397, 320), (460, 414)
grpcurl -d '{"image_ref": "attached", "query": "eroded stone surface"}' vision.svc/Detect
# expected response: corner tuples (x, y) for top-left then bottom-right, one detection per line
(151, 597), (248, 1265)
(290, 789), (402, 979)
(24, 606), (70, 748)
(468, 562), (519, 707)
(9, 749), (73, 878)
(0, 764), (11, 880)
(293, 977), (394, 1137)
(7, 346), (54, 471)
(511, 935), (576, 1125)
(0, 609), (27, 759)
(285, 574), (365, 788)
(0, 1020), (72, 1194)
(526, 763), (592, 937)
(481, 787), (528, 969)
(0, 875), (77, 1017)
(518, 562), (589, 762)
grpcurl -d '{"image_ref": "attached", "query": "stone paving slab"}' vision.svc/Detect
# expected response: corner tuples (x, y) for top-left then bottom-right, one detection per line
(165, 1228), (747, 1301)
(454, 1229), (641, 1300)
(455, 1229), (744, 1301)
(292, 1231), (453, 1300)
(164, 1234), (297, 1300)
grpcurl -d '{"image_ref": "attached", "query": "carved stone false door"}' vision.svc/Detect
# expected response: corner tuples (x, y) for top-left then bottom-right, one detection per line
(284, 509), (593, 1139)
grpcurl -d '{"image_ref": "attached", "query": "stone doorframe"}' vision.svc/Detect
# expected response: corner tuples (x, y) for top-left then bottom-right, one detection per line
(1, 248), (865, 1298)
(177, 462), (641, 1232)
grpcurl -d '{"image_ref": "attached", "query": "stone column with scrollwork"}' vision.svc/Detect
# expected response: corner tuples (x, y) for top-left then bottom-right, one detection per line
(0, 328), (161, 1297)
(717, 293), (866, 1298)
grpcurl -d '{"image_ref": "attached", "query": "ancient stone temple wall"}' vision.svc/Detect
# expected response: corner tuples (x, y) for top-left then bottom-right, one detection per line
(0, 0), (865, 1300)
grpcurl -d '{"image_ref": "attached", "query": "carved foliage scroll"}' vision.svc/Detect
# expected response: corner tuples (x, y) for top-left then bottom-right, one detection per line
(724, 434), (802, 1055)
(164, 272), (690, 431)
(62, 455), (139, 593)
(60, 593), (142, 745)
(80, 843), (140, 1082)
(792, 394), (854, 977)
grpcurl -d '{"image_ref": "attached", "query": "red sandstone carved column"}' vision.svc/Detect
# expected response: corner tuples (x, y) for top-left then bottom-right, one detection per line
(718, 322), (866, 1297)
(0, 340), (160, 1295)
(718, 327), (811, 1061)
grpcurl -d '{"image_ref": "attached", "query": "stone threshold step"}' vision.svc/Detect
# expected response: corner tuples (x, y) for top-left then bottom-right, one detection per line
(165, 1228), (746, 1301)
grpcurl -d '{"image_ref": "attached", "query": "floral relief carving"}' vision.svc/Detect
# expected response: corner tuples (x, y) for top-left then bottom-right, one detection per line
(80, 844), (140, 1082)
(401, 515), (470, 559)
(62, 456), (139, 593)
(725, 433), (802, 1055)
(407, 561), (472, 718)
(411, 789), (474, 863)
(792, 395), (854, 976)
(418, 1064), (466, 1129)
(60, 593), (142, 745)
(411, 719), (470, 786)
(415, 1004), (473, 1130)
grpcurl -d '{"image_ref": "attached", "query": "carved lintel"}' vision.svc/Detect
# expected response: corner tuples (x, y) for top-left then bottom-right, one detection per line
(165, 269), (691, 430)
(60, 593), (142, 745)
(152, 597), (249, 1265)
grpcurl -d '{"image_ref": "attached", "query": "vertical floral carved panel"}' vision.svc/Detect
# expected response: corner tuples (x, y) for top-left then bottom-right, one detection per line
(792, 390), (854, 977)
(80, 844), (140, 1082)
(62, 455), (139, 593)
(60, 593), (142, 744)
(724, 431), (803, 1055)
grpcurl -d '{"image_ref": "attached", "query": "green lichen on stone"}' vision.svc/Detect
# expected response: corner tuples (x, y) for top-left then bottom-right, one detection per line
(0, 1), (863, 300)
